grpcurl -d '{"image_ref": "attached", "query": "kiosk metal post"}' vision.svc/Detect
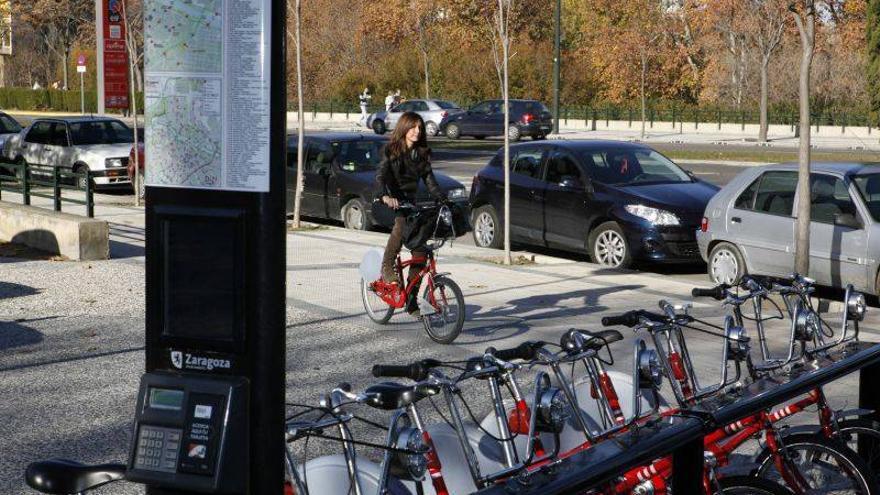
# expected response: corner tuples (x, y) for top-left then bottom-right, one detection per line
(133, 0), (286, 493)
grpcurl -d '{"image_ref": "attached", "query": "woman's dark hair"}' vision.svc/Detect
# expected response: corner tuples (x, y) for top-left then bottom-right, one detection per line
(385, 111), (429, 160)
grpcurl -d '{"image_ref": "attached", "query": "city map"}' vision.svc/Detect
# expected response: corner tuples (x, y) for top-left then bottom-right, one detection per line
(144, 0), (222, 74)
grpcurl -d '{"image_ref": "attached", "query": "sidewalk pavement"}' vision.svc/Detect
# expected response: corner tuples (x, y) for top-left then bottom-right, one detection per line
(1, 214), (877, 493)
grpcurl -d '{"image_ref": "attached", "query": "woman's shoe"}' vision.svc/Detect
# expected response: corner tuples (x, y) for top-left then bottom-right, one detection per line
(381, 264), (399, 284)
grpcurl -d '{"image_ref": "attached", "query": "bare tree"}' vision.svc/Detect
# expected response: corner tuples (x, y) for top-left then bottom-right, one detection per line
(745, 0), (788, 142)
(13, 0), (93, 89)
(288, 0), (306, 228)
(121, 0), (145, 92)
(791, 0), (816, 275)
(121, 0), (142, 206)
(496, 0), (513, 265)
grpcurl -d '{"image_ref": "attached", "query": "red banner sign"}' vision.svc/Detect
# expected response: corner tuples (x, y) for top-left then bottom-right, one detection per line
(103, 0), (129, 109)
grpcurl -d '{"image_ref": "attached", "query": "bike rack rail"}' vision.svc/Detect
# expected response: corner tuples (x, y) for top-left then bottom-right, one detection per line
(475, 342), (880, 495)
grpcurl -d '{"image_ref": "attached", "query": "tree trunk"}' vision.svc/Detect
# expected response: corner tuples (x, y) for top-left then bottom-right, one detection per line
(793, 5), (815, 276)
(422, 49), (430, 100)
(291, 0), (306, 229)
(640, 50), (647, 140)
(759, 56), (770, 142)
(62, 48), (70, 90)
(500, 0), (511, 266)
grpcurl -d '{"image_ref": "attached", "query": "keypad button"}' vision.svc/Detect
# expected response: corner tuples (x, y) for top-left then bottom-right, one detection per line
(164, 460), (176, 469)
(169, 432), (180, 441)
(156, 431), (165, 439)
(167, 442), (179, 451)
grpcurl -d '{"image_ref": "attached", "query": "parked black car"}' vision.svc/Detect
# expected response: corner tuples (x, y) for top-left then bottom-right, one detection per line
(439, 99), (553, 141)
(468, 140), (720, 268)
(286, 132), (469, 230)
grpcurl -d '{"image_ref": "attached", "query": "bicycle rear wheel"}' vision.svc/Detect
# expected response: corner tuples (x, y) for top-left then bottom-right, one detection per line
(421, 276), (465, 344)
(716, 476), (793, 494)
(361, 278), (395, 324)
(836, 418), (880, 472)
(755, 432), (880, 494)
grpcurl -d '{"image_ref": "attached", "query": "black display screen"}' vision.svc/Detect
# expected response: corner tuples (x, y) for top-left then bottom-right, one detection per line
(160, 211), (244, 345)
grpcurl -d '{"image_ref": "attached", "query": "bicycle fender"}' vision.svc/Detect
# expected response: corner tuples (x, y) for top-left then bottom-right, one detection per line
(837, 408), (875, 419)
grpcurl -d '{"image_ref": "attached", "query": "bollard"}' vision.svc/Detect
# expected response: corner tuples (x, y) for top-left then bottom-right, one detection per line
(53, 166), (61, 212)
(650, 108), (654, 129)
(695, 109), (699, 130)
(86, 171), (94, 218)
(628, 108), (633, 128)
(22, 162), (30, 206)
(591, 109), (597, 131)
(717, 110), (722, 130)
(605, 107), (609, 127)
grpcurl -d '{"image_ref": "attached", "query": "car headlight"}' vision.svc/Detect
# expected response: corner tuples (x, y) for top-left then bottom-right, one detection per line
(447, 188), (466, 200)
(105, 158), (124, 168)
(536, 387), (569, 433)
(391, 426), (428, 481)
(846, 290), (867, 322)
(624, 204), (680, 226)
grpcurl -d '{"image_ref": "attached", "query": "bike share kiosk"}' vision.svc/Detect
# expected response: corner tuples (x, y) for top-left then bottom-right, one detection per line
(126, 0), (287, 493)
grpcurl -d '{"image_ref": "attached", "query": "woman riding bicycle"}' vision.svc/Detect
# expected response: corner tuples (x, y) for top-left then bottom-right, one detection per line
(375, 111), (448, 316)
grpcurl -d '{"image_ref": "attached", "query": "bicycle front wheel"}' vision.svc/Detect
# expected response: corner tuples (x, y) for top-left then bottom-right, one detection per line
(421, 276), (465, 344)
(755, 432), (880, 494)
(361, 278), (395, 324)
(716, 476), (793, 494)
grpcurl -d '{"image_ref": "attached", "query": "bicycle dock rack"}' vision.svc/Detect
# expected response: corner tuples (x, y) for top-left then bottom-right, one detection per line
(476, 342), (880, 495)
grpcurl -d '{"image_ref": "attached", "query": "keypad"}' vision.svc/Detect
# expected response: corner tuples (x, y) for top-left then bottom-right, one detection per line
(134, 426), (183, 472)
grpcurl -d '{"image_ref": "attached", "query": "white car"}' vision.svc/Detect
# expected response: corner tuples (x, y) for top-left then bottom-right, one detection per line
(3, 116), (134, 189)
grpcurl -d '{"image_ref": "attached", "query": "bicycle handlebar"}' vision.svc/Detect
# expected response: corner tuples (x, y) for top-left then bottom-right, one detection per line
(601, 311), (643, 328)
(692, 285), (728, 300)
(371, 359), (442, 381)
(486, 341), (544, 362)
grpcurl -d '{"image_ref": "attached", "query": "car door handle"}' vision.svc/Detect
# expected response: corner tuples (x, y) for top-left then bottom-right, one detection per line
(731, 216), (742, 224)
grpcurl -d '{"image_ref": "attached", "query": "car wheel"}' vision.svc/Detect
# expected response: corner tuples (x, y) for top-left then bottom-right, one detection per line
(372, 120), (386, 135)
(445, 123), (461, 140)
(425, 121), (439, 137)
(343, 198), (374, 231)
(507, 125), (521, 142)
(74, 163), (92, 190)
(589, 221), (632, 269)
(12, 157), (26, 180)
(472, 205), (503, 249)
(708, 242), (746, 286)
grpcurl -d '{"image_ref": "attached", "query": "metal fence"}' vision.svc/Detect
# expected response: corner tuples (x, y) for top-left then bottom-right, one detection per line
(289, 101), (874, 130)
(477, 342), (880, 494)
(0, 162), (95, 218)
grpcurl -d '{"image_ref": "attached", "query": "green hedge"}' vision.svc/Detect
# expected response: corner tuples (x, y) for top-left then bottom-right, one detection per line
(0, 88), (144, 113)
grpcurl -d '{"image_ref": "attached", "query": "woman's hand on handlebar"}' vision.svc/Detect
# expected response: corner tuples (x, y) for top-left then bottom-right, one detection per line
(382, 195), (400, 210)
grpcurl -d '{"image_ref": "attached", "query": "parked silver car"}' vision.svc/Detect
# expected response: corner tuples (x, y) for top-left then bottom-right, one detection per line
(366, 99), (462, 137)
(697, 162), (880, 294)
(3, 116), (134, 189)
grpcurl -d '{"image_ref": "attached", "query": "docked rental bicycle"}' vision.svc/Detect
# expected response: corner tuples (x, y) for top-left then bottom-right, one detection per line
(360, 202), (466, 344)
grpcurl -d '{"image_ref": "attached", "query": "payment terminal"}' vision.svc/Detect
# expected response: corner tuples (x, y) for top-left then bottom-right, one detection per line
(126, 372), (249, 493)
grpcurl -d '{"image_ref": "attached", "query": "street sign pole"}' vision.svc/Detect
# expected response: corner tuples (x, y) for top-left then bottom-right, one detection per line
(552, 0), (561, 135)
(95, 0), (105, 115)
(80, 72), (84, 114)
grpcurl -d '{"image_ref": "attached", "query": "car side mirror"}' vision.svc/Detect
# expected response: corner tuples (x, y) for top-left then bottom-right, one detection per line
(558, 175), (585, 191)
(834, 212), (862, 230)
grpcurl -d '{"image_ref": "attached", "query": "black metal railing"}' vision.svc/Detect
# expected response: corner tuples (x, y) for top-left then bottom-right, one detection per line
(477, 342), (880, 494)
(0, 162), (95, 218)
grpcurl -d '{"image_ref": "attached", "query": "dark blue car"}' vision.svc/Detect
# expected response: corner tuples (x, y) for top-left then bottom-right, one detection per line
(468, 140), (719, 268)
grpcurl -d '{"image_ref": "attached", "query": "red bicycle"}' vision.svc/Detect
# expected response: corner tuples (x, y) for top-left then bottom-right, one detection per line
(360, 203), (465, 344)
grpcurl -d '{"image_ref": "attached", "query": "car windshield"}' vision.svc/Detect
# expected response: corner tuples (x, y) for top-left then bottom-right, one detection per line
(69, 120), (133, 145)
(0, 114), (21, 134)
(435, 100), (459, 110)
(853, 173), (880, 222)
(580, 148), (692, 186)
(332, 140), (383, 172)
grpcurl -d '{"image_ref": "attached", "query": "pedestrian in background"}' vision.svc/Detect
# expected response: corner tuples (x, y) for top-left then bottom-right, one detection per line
(385, 90), (395, 112)
(359, 87), (372, 127)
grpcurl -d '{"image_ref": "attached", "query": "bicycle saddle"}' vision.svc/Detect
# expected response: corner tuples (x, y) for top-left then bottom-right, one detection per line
(561, 329), (623, 353)
(364, 382), (439, 410)
(26, 459), (126, 494)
